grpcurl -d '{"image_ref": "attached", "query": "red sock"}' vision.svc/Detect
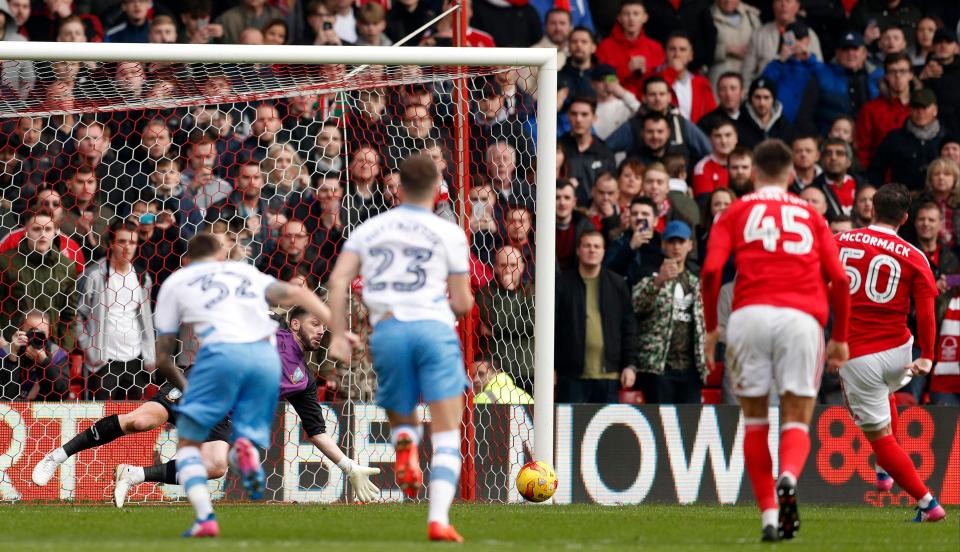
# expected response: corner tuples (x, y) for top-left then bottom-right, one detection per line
(888, 395), (899, 438)
(744, 421), (776, 512)
(779, 424), (811, 480)
(871, 435), (929, 501)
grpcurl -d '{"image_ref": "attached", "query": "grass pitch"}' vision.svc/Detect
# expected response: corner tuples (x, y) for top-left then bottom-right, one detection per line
(0, 503), (956, 551)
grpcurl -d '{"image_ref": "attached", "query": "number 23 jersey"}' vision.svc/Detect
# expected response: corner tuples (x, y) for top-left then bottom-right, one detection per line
(835, 225), (938, 358)
(154, 261), (279, 346)
(708, 188), (843, 327)
(344, 205), (469, 328)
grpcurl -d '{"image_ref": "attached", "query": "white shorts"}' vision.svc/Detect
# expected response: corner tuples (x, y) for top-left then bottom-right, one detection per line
(726, 305), (824, 398)
(839, 338), (913, 432)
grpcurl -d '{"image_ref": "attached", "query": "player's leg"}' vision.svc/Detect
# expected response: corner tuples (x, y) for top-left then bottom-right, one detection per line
(726, 307), (778, 542)
(173, 346), (243, 537)
(874, 394), (896, 492)
(772, 309), (824, 540)
(368, 318), (422, 498)
(417, 321), (470, 543)
(841, 348), (945, 522)
(32, 400), (169, 486)
(227, 341), (282, 500)
(114, 421), (232, 508)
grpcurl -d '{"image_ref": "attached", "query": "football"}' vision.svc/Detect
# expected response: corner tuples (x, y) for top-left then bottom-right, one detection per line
(515, 460), (558, 503)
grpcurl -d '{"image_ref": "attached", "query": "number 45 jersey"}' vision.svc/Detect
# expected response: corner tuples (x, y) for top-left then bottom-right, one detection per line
(703, 187), (848, 336)
(835, 225), (938, 359)
(154, 261), (279, 346)
(344, 205), (469, 328)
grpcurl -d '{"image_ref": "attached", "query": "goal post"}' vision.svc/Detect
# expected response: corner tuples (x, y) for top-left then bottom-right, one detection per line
(0, 41), (556, 502)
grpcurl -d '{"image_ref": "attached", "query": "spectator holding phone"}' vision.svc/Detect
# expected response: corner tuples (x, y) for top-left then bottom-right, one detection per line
(1, 310), (71, 400)
(179, 0), (224, 44)
(604, 196), (664, 287)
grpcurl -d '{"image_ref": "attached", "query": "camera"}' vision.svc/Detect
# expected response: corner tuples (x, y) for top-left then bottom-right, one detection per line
(322, 21), (333, 31)
(26, 329), (47, 350)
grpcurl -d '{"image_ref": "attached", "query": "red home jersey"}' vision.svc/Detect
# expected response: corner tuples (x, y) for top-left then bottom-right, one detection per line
(702, 187), (850, 339)
(835, 225), (938, 359)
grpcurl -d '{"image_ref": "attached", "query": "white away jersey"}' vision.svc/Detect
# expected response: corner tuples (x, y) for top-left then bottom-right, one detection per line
(344, 205), (469, 328)
(154, 260), (279, 345)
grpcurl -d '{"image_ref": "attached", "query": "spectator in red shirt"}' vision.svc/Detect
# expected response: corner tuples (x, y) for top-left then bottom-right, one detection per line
(692, 119), (738, 200)
(596, 0), (664, 97)
(655, 32), (717, 124)
(856, 52), (914, 169)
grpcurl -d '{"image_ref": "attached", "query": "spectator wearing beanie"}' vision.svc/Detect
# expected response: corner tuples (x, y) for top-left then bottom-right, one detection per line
(735, 78), (794, 149)
(856, 51), (914, 169)
(869, 88), (946, 191)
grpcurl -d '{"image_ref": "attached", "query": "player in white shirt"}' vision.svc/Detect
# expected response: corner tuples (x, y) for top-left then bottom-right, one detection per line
(152, 232), (340, 538)
(327, 155), (474, 543)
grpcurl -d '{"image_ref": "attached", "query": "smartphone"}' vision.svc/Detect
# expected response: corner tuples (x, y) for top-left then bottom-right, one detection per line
(783, 31), (796, 48)
(637, 219), (649, 233)
(27, 329), (46, 349)
(139, 213), (156, 225)
(196, 17), (208, 29)
(322, 21), (334, 31)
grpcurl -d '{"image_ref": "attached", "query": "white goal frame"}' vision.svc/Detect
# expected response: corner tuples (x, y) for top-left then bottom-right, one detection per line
(0, 41), (558, 470)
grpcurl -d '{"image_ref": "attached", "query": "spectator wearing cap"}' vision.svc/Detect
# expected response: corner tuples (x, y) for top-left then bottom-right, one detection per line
(759, 21), (819, 126)
(809, 137), (859, 220)
(590, 64), (641, 140)
(856, 51), (914, 169)
(555, 230), (637, 404)
(709, 0), (762, 88)
(741, 0), (823, 83)
(920, 29), (960, 136)
(632, 220), (706, 404)
(560, 95), (616, 206)
(869, 88), (946, 190)
(558, 27), (598, 106)
(735, 78), (794, 149)
(654, 32), (717, 125)
(596, 1), (664, 98)
(642, 0), (716, 74)
(807, 31), (884, 133)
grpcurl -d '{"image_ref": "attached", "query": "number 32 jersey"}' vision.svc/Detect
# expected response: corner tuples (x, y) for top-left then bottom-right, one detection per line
(344, 205), (469, 328)
(706, 187), (845, 330)
(835, 226), (938, 359)
(154, 261), (279, 346)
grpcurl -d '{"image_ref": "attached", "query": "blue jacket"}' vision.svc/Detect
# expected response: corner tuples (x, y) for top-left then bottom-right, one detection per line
(812, 61), (883, 132)
(761, 55), (819, 124)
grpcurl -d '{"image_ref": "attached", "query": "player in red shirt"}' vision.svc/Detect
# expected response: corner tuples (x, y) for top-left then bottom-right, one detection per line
(834, 184), (947, 523)
(701, 140), (850, 542)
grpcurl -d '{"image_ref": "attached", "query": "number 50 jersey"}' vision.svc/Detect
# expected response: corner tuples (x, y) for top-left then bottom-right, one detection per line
(835, 226), (938, 359)
(154, 261), (279, 346)
(703, 187), (848, 334)
(344, 205), (469, 328)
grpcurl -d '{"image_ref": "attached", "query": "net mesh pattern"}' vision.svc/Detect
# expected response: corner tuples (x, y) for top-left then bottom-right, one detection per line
(0, 57), (539, 503)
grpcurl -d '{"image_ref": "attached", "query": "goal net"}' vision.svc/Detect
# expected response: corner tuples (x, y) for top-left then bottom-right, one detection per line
(0, 43), (556, 503)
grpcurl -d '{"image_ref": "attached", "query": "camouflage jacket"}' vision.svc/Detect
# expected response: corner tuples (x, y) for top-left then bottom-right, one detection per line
(632, 270), (707, 381)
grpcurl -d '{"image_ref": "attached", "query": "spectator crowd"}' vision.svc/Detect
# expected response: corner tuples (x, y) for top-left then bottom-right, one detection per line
(0, 0), (957, 408)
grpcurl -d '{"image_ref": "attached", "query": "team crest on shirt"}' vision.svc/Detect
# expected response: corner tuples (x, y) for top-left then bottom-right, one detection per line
(166, 388), (183, 402)
(288, 365), (305, 384)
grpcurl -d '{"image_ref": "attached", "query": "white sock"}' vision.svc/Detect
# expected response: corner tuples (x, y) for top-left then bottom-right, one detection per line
(176, 446), (213, 520)
(129, 466), (145, 484)
(761, 508), (778, 528)
(391, 424), (422, 448)
(51, 448), (67, 463)
(428, 430), (461, 526)
(918, 493), (933, 509)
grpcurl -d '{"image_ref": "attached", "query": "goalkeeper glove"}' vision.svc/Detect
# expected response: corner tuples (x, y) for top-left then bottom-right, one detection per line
(339, 458), (381, 503)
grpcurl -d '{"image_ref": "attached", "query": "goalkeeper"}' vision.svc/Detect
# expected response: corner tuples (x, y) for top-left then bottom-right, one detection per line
(32, 306), (380, 505)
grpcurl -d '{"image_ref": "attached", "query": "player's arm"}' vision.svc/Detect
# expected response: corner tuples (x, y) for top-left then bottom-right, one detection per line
(700, 209), (734, 372)
(326, 250), (362, 362)
(265, 281), (332, 325)
(154, 334), (186, 390)
(818, 222), (851, 371)
(448, 273), (474, 318)
(909, 270), (940, 376)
